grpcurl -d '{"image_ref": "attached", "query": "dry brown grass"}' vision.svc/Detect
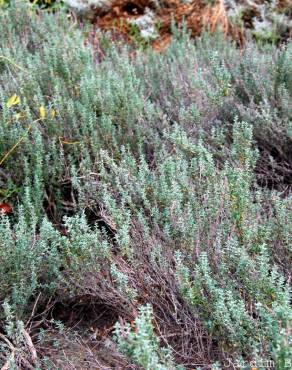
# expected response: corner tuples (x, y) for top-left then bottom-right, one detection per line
(86, 0), (244, 50)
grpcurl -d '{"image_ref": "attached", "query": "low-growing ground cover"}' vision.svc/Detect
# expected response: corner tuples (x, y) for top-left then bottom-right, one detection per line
(0, 3), (291, 369)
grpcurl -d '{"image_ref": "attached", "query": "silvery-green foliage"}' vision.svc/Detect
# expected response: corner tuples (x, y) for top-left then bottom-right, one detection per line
(0, 4), (291, 368)
(110, 264), (137, 301)
(114, 304), (179, 370)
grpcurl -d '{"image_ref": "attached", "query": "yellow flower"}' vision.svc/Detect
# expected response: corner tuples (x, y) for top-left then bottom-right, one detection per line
(6, 94), (20, 108)
(39, 105), (46, 120)
(14, 112), (25, 121)
(50, 109), (56, 118)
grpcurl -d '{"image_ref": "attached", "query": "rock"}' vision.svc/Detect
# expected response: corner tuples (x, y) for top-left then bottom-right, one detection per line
(63, 0), (112, 18)
(128, 8), (158, 40)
